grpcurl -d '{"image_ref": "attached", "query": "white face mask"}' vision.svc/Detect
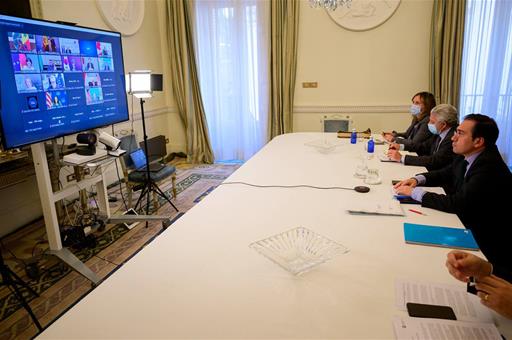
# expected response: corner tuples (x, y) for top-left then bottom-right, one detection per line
(428, 123), (439, 135)
(409, 104), (421, 116)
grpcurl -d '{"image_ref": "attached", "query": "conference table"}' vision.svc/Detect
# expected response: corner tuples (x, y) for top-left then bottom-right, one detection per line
(40, 133), (512, 339)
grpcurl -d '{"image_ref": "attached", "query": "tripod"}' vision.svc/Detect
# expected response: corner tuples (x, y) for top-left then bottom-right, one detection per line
(0, 252), (42, 331)
(133, 98), (178, 225)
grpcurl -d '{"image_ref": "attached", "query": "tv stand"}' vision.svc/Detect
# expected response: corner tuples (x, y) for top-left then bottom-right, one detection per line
(31, 142), (110, 285)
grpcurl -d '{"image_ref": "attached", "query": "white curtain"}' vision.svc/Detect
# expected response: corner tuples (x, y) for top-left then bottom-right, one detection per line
(193, 0), (269, 162)
(459, 0), (512, 167)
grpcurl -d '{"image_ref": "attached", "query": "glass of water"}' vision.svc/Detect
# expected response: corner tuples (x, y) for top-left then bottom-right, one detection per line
(354, 157), (368, 178)
(364, 168), (381, 185)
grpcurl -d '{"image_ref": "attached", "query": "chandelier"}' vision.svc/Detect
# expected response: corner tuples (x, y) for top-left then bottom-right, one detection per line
(309, 0), (352, 11)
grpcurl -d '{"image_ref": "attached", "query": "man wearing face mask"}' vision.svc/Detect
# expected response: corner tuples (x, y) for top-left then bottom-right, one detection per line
(394, 114), (512, 275)
(382, 92), (437, 149)
(386, 104), (457, 170)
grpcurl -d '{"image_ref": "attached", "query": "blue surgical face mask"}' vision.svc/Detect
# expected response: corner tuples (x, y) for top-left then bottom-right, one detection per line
(428, 123), (439, 135)
(409, 104), (421, 116)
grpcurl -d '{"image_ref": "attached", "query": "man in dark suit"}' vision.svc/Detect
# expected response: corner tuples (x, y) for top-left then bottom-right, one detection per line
(387, 104), (457, 170)
(394, 114), (512, 274)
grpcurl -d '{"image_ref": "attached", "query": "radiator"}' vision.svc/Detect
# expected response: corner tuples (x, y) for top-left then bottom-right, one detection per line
(321, 114), (352, 132)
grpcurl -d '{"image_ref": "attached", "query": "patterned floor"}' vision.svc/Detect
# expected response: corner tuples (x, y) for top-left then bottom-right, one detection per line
(0, 160), (240, 339)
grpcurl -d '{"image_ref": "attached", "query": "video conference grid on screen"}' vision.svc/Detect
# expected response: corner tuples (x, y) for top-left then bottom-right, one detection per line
(0, 15), (128, 149)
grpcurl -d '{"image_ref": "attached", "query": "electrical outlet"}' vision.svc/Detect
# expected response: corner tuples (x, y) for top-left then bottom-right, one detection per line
(165, 138), (169, 144)
(302, 82), (318, 88)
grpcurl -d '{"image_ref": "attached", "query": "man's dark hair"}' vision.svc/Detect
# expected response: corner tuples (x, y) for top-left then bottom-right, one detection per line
(463, 113), (499, 146)
(412, 91), (436, 120)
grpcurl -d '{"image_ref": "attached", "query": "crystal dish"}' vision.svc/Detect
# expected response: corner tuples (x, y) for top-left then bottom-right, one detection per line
(304, 139), (341, 154)
(250, 227), (349, 275)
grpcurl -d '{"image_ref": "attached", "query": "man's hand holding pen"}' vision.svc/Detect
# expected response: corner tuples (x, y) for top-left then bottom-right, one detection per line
(388, 142), (400, 150)
(387, 143), (402, 162)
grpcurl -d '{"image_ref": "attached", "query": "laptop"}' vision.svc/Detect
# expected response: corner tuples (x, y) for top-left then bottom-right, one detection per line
(129, 148), (165, 172)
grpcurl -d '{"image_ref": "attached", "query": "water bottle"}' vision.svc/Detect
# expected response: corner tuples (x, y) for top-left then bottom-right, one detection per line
(367, 136), (375, 154)
(350, 128), (357, 144)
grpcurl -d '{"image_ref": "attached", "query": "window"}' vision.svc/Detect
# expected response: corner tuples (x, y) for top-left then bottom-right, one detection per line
(459, 0), (512, 166)
(194, 0), (269, 162)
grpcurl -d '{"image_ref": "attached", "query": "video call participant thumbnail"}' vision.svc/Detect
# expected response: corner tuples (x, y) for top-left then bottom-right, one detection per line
(39, 55), (64, 72)
(85, 87), (104, 105)
(42, 73), (66, 91)
(84, 73), (102, 88)
(96, 41), (112, 57)
(11, 53), (40, 72)
(59, 38), (80, 55)
(82, 57), (98, 72)
(98, 57), (114, 72)
(45, 91), (68, 109)
(15, 74), (42, 93)
(8, 32), (36, 52)
(62, 56), (83, 72)
(36, 35), (60, 54)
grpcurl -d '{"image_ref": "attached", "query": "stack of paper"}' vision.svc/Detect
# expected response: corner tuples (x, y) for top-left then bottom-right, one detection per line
(347, 199), (404, 216)
(393, 279), (500, 339)
(395, 279), (493, 322)
(393, 316), (501, 340)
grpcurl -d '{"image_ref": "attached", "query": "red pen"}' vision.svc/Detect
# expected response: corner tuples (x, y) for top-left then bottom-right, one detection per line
(409, 209), (427, 216)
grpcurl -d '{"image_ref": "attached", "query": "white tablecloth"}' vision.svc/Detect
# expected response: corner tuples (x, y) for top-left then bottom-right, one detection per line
(40, 133), (512, 339)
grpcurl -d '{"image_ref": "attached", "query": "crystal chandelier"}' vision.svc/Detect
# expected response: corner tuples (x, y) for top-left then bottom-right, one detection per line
(309, 0), (352, 11)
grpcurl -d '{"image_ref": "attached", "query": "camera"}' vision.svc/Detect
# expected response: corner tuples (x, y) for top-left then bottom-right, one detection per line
(98, 131), (121, 151)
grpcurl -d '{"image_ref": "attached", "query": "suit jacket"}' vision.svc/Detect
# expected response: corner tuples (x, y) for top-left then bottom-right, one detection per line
(395, 115), (433, 149)
(403, 127), (456, 171)
(420, 146), (512, 272)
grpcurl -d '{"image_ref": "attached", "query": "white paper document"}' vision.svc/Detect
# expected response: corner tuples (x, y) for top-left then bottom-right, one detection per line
(392, 316), (502, 340)
(395, 279), (493, 323)
(379, 154), (398, 162)
(347, 199), (404, 216)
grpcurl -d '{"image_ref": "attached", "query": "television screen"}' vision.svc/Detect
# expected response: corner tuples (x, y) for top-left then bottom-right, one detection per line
(0, 15), (129, 149)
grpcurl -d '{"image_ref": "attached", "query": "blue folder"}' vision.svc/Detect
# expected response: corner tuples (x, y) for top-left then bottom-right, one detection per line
(403, 223), (479, 250)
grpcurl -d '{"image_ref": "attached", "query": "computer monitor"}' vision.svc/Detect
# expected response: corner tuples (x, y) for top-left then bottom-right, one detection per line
(0, 14), (129, 149)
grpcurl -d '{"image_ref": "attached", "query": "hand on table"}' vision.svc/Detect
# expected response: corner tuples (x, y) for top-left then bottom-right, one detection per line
(393, 178), (417, 190)
(475, 275), (512, 319)
(387, 149), (402, 162)
(393, 178), (417, 196)
(382, 132), (395, 142)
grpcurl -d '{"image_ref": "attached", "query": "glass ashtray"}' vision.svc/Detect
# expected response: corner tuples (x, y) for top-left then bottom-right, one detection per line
(249, 227), (349, 275)
(304, 139), (341, 154)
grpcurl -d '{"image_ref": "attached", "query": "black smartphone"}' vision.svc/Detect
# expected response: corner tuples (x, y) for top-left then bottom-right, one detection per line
(467, 277), (478, 295)
(406, 302), (457, 320)
(392, 180), (400, 185)
(396, 196), (421, 204)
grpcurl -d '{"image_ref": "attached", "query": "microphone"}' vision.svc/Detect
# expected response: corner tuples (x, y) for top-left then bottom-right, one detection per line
(354, 186), (370, 193)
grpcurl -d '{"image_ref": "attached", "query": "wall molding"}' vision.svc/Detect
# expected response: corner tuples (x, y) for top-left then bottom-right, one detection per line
(293, 105), (409, 114)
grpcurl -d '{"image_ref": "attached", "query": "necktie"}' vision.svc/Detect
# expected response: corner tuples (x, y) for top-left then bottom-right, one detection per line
(434, 135), (442, 152)
(455, 160), (468, 191)
(461, 160), (469, 177)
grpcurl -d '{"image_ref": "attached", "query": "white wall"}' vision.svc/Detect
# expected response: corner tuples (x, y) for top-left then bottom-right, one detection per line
(293, 0), (434, 133)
